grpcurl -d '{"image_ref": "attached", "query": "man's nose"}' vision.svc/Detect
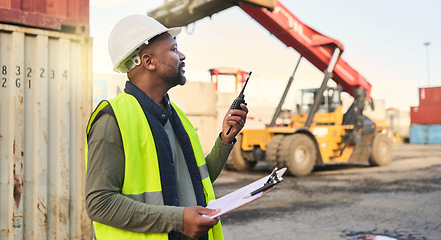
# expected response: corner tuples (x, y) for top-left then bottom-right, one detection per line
(178, 50), (186, 61)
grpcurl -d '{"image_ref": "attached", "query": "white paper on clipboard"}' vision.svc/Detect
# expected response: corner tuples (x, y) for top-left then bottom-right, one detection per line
(203, 168), (287, 219)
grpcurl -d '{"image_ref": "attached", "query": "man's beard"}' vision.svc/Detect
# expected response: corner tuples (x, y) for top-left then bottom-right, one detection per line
(165, 62), (186, 87)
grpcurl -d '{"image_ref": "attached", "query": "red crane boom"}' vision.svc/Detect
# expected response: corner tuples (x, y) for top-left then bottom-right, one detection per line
(148, 0), (371, 99)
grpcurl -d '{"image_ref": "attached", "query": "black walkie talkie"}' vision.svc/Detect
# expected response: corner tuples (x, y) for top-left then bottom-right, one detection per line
(226, 71), (252, 135)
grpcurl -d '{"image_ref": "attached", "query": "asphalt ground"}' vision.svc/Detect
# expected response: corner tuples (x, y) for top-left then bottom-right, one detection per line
(212, 143), (441, 240)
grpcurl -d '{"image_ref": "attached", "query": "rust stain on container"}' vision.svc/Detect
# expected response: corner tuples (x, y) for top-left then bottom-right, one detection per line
(13, 163), (23, 208)
(12, 139), (24, 208)
(58, 197), (70, 225)
(37, 200), (48, 225)
(43, 130), (48, 143)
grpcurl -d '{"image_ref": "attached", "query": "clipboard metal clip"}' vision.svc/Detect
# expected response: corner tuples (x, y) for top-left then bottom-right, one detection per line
(266, 167), (283, 185)
(243, 167), (284, 199)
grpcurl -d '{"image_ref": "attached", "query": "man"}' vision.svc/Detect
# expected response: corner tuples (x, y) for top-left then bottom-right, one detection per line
(85, 15), (248, 240)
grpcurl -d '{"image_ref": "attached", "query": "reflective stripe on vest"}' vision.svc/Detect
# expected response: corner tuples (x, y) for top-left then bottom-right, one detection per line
(85, 91), (223, 240)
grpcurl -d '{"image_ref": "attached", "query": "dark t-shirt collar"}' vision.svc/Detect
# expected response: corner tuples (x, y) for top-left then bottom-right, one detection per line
(124, 81), (172, 126)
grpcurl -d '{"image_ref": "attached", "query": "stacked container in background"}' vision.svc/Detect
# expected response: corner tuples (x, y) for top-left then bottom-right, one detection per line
(0, 0), (92, 239)
(410, 86), (441, 144)
(0, 0), (89, 33)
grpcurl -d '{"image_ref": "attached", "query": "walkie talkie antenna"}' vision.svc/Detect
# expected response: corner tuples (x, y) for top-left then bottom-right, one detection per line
(226, 71), (252, 135)
(239, 72), (252, 97)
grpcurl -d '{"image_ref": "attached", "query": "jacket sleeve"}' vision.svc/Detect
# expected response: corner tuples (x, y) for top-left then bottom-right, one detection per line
(85, 113), (184, 233)
(205, 134), (235, 182)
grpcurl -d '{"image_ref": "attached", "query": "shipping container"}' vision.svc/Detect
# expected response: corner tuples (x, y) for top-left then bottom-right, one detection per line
(410, 125), (428, 144)
(428, 124), (441, 144)
(168, 81), (217, 117)
(92, 73), (126, 109)
(419, 86), (441, 106)
(0, 0), (89, 33)
(410, 104), (441, 125)
(0, 23), (92, 239)
(186, 115), (217, 154)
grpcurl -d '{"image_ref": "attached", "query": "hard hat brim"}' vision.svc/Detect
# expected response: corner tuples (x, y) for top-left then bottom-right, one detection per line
(167, 27), (181, 38)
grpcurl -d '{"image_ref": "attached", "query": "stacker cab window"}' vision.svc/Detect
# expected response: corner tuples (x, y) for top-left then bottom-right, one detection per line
(300, 87), (342, 114)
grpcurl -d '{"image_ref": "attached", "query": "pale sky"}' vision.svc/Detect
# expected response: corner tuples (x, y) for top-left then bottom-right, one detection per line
(90, 0), (441, 111)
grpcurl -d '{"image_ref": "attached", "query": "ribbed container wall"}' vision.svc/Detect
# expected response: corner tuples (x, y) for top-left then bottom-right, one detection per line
(0, 24), (92, 239)
(410, 125), (428, 144)
(410, 124), (441, 144)
(428, 125), (441, 144)
(0, 0), (89, 33)
(410, 105), (441, 125)
(419, 86), (441, 106)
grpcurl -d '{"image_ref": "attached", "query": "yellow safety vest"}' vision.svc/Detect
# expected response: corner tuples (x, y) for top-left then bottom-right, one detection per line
(85, 91), (223, 240)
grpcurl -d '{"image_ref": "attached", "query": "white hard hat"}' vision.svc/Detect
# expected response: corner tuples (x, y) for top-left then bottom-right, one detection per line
(108, 14), (181, 73)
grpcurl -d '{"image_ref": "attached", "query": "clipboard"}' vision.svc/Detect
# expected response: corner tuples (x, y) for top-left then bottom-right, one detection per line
(203, 167), (287, 219)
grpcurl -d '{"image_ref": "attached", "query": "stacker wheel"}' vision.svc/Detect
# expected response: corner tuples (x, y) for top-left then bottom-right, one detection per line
(226, 134), (256, 171)
(280, 134), (316, 177)
(369, 133), (393, 166)
(266, 134), (285, 170)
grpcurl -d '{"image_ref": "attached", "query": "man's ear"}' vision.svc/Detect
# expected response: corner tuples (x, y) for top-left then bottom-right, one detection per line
(141, 53), (155, 70)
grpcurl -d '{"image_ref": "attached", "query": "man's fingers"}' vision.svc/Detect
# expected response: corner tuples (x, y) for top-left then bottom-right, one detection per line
(183, 207), (220, 238)
(227, 116), (244, 125)
(225, 103), (248, 126)
(240, 103), (249, 113)
(198, 207), (220, 216)
(229, 110), (247, 118)
(221, 103), (249, 142)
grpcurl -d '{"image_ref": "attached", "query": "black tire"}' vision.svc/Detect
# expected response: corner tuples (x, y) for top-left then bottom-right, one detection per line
(226, 134), (256, 171)
(266, 134), (285, 170)
(369, 133), (393, 166)
(279, 134), (316, 177)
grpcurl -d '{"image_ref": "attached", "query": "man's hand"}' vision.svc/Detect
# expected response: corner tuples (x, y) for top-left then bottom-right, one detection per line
(221, 103), (249, 143)
(182, 206), (220, 239)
